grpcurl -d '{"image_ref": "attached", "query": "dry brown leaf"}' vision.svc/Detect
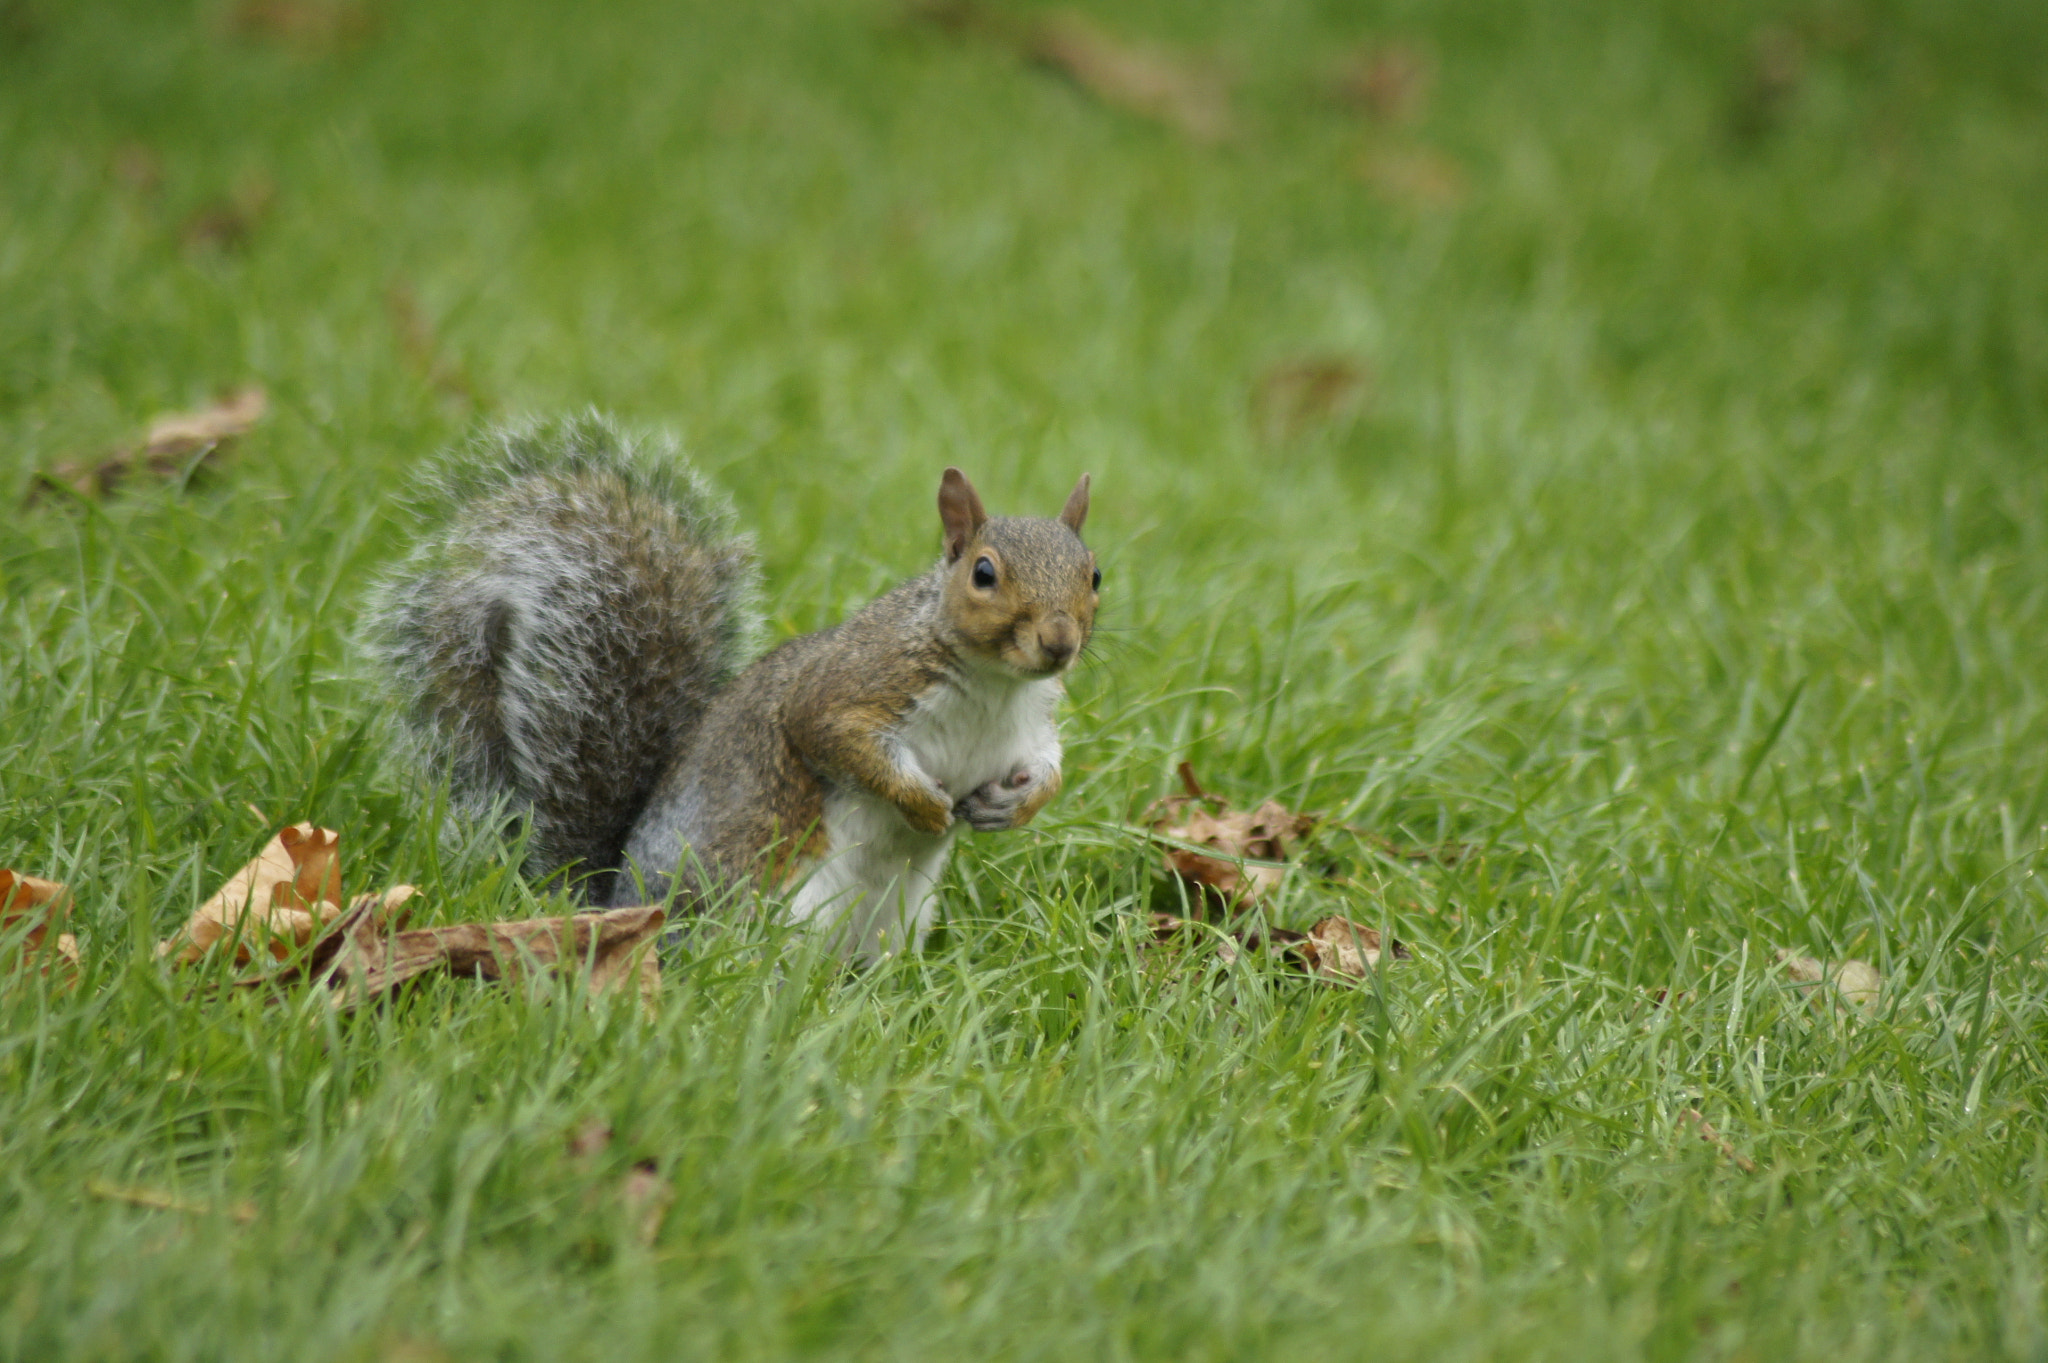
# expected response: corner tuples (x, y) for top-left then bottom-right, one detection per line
(1679, 1108), (1758, 1174)
(228, 0), (381, 53)
(137, 386), (269, 459)
(1148, 911), (1408, 982)
(1027, 12), (1231, 144)
(1729, 25), (1804, 145)
(37, 387), (266, 501)
(565, 1120), (670, 1243)
(1146, 762), (1317, 915)
(911, 2), (1231, 144)
(1356, 145), (1466, 208)
(568, 1119), (614, 1160)
(160, 823), (343, 967)
(622, 1160), (674, 1246)
(1297, 916), (1404, 979)
(1778, 949), (1882, 1015)
(0, 0), (42, 45)
(181, 177), (276, 254)
(1253, 356), (1372, 443)
(112, 142), (164, 196)
(85, 1177), (258, 1223)
(352, 883), (418, 933)
(0, 868), (80, 981)
(235, 898), (665, 1011)
(1332, 42), (1434, 123)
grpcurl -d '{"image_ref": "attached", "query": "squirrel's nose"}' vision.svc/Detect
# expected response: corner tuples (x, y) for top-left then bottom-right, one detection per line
(1038, 618), (1079, 665)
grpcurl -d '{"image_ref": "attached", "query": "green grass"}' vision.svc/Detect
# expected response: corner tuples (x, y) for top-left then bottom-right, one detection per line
(5, 0), (2048, 1357)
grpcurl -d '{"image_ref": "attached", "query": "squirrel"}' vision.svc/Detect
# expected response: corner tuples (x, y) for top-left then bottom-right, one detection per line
(363, 414), (1098, 961)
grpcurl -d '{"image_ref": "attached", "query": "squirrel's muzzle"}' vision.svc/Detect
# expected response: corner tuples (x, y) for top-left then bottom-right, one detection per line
(1035, 616), (1082, 669)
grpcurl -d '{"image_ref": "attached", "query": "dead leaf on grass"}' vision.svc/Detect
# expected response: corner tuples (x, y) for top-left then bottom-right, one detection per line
(1298, 915), (1405, 979)
(160, 822), (344, 967)
(1778, 949), (1882, 1015)
(1356, 144), (1466, 208)
(911, 2), (1232, 144)
(0, 0), (43, 45)
(35, 386), (266, 502)
(1332, 42), (1434, 123)
(181, 176), (276, 254)
(228, 0), (381, 53)
(568, 1119), (614, 1160)
(232, 897), (665, 1011)
(565, 1119), (670, 1244)
(1729, 25), (1804, 145)
(1149, 911), (1408, 982)
(1253, 355), (1372, 443)
(1145, 763), (1316, 915)
(1029, 11), (1231, 143)
(0, 868), (80, 981)
(112, 142), (164, 196)
(621, 1160), (674, 1246)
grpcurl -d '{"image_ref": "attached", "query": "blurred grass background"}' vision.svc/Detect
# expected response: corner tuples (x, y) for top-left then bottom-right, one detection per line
(3, 0), (2047, 1358)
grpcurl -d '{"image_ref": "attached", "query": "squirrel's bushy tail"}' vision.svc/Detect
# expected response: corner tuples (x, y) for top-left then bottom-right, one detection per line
(363, 413), (759, 899)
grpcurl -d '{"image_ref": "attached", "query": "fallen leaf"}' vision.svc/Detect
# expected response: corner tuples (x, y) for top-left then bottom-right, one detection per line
(1356, 144), (1466, 208)
(138, 387), (270, 463)
(112, 142), (164, 196)
(0, 868), (80, 981)
(0, 0), (42, 45)
(1146, 763), (1316, 915)
(1332, 42), (1433, 123)
(1778, 949), (1882, 1015)
(35, 386), (266, 501)
(181, 176), (276, 254)
(568, 1119), (614, 1160)
(355, 883), (418, 933)
(234, 898), (665, 1010)
(1253, 355), (1372, 443)
(160, 823), (343, 967)
(1296, 915), (1405, 979)
(1729, 25), (1803, 145)
(1027, 12), (1231, 143)
(1148, 910), (1408, 983)
(85, 1177), (258, 1223)
(621, 1160), (673, 1246)
(1679, 1108), (1758, 1174)
(228, 0), (380, 53)
(911, 2), (1231, 144)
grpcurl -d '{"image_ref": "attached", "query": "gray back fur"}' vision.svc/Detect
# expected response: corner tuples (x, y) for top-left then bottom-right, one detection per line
(361, 413), (761, 897)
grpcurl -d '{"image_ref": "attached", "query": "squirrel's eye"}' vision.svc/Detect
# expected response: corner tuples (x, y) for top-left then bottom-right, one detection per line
(972, 556), (997, 590)
(1091, 566), (1102, 592)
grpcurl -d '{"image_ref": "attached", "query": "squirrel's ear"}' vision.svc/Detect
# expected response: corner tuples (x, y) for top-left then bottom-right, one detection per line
(939, 467), (987, 562)
(1059, 474), (1090, 534)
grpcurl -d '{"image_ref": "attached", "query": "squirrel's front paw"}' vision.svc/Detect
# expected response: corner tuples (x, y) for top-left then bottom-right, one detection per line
(898, 779), (955, 836)
(953, 764), (1060, 832)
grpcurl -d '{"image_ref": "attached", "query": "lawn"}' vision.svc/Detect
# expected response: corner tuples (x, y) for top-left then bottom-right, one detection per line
(4, 0), (2048, 1358)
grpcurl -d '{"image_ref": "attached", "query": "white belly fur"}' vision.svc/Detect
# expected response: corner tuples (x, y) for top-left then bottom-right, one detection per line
(787, 673), (1064, 962)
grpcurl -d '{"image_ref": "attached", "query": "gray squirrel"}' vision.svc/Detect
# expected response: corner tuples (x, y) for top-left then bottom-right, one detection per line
(364, 414), (1098, 960)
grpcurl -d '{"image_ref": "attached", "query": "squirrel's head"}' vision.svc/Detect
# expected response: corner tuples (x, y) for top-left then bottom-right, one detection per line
(937, 467), (1098, 679)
